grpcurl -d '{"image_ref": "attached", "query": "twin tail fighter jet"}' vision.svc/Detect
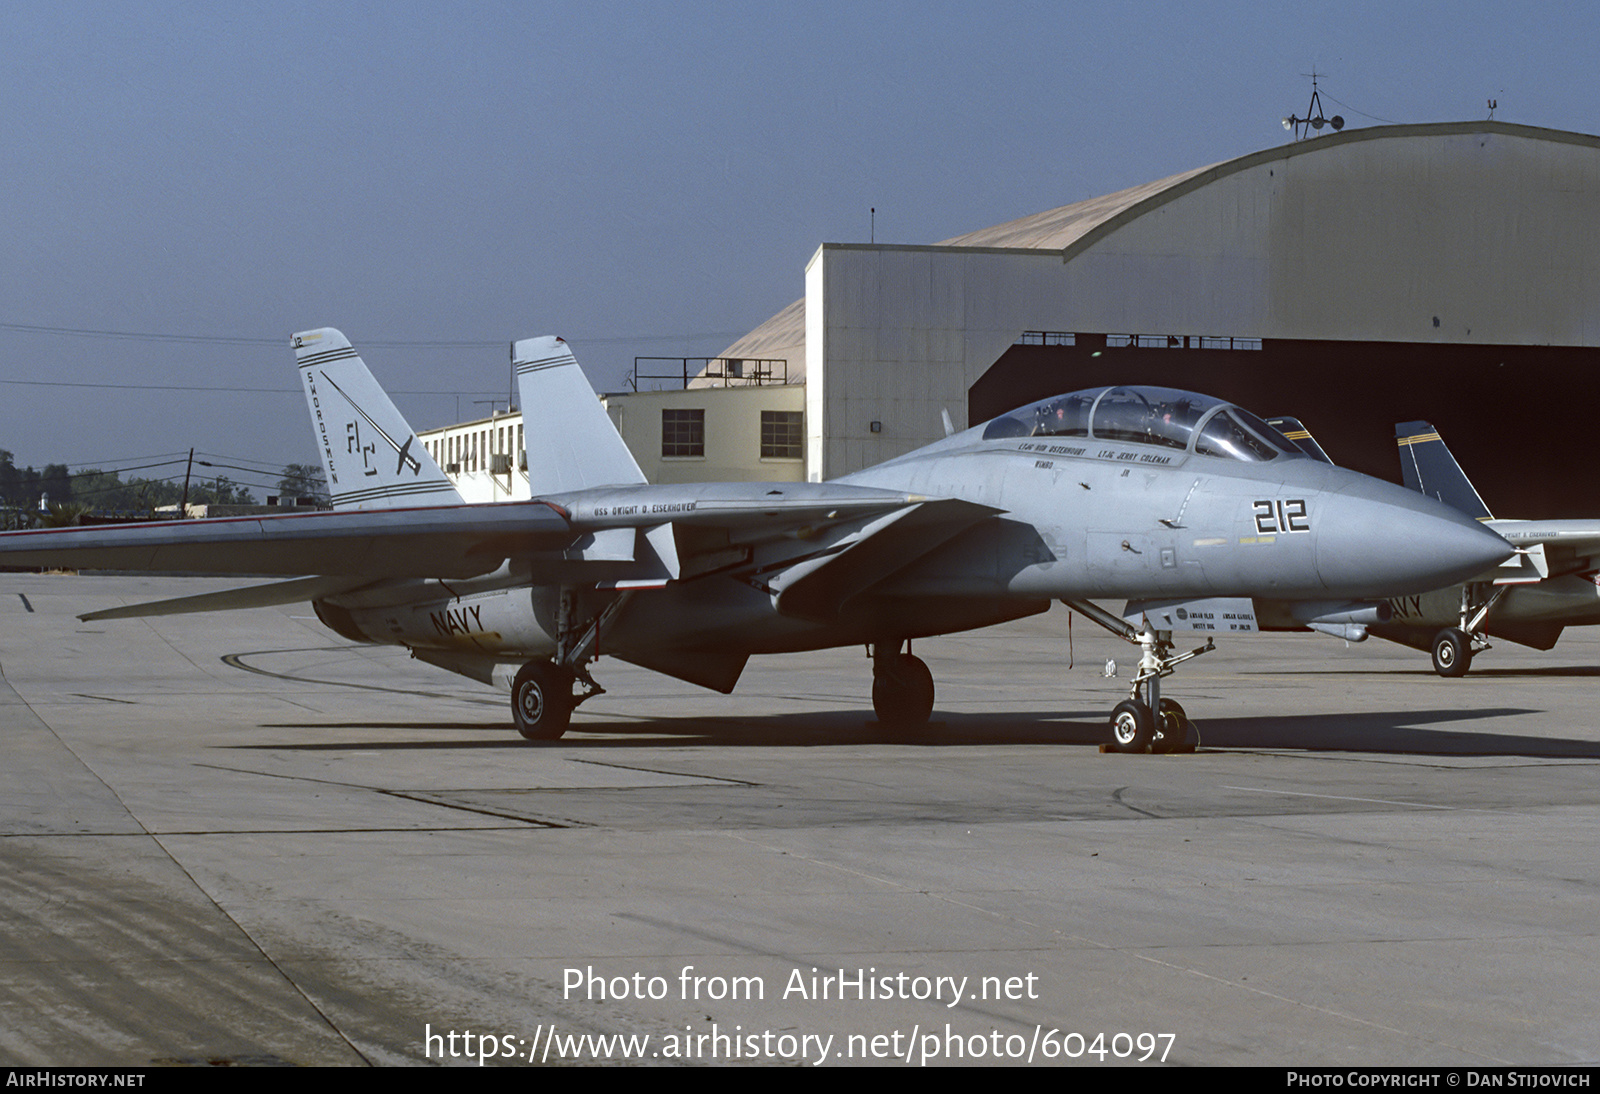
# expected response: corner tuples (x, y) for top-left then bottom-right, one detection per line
(0, 330), (1511, 749)
(1376, 422), (1600, 675)
(1264, 416), (1600, 676)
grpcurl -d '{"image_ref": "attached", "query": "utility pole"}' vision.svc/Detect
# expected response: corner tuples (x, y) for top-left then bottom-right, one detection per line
(180, 448), (194, 517)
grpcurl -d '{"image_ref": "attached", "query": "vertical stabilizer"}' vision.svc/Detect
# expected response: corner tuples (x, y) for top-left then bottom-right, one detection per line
(1265, 416), (1335, 465)
(1395, 421), (1494, 520)
(514, 337), (647, 494)
(292, 328), (463, 510)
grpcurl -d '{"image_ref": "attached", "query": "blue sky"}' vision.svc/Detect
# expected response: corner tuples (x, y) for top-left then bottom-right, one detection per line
(3, 1), (1594, 491)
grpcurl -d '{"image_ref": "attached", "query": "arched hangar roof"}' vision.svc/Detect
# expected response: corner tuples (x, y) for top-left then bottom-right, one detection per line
(718, 121), (1600, 382)
(712, 162), (1220, 372)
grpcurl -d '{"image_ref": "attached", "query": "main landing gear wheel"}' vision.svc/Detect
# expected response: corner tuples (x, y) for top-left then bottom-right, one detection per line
(1152, 698), (1198, 754)
(1432, 628), (1473, 678)
(872, 653), (935, 728)
(512, 660), (574, 741)
(1108, 700), (1155, 753)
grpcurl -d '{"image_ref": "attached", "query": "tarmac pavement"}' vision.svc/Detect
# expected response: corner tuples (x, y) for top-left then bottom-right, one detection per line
(2, 572), (1598, 1066)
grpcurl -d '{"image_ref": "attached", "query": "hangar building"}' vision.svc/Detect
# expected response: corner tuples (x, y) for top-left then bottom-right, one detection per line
(718, 120), (1600, 518)
(428, 121), (1600, 518)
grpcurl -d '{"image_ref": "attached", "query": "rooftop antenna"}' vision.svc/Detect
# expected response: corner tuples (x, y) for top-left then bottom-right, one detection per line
(1281, 69), (1345, 140)
(870, 207), (875, 244)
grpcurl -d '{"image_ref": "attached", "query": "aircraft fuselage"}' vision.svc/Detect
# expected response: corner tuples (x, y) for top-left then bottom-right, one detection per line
(315, 408), (1508, 675)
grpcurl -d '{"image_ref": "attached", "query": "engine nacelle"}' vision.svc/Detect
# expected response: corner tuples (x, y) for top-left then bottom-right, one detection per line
(312, 580), (559, 660)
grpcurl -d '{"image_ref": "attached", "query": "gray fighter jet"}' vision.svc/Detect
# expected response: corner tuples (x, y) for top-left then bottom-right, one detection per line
(0, 329), (1510, 750)
(1372, 422), (1600, 675)
(1261, 417), (1600, 676)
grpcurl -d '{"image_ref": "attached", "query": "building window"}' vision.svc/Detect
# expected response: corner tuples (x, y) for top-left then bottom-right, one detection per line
(760, 410), (803, 459)
(662, 409), (705, 458)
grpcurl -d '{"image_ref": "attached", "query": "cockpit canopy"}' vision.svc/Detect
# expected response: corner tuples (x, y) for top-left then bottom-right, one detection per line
(981, 385), (1299, 462)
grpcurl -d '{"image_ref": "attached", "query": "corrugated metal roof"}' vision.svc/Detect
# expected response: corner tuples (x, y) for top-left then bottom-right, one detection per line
(711, 164), (1217, 381)
(935, 163), (1216, 250)
(711, 123), (1600, 383)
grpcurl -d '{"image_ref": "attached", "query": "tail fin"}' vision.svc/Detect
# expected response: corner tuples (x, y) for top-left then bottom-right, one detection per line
(514, 336), (646, 494)
(1395, 421), (1493, 520)
(292, 328), (463, 511)
(1265, 416), (1335, 464)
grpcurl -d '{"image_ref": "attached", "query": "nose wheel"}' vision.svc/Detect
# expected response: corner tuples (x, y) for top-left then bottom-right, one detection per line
(1152, 698), (1198, 754)
(1066, 600), (1207, 754)
(1109, 700), (1155, 751)
(1105, 691), (1200, 755)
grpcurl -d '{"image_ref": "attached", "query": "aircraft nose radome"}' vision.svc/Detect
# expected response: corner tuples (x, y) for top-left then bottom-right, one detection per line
(1314, 486), (1512, 597)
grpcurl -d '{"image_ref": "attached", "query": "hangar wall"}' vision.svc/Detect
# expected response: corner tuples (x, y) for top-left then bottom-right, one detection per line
(802, 122), (1600, 500)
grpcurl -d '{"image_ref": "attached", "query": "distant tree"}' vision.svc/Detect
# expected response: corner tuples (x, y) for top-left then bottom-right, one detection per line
(70, 469), (144, 511)
(38, 501), (92, 527)
(276, 463), (329, 505)
(0, 453), (263, 515)
(187, 476), (254, 506)
(0, 452), (48, 509)
(0, 451), (20, 506)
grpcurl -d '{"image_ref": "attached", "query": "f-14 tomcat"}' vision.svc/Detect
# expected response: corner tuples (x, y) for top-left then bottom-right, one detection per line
(1347, 421), (1600, 677)
(0, 329), (1510, 751)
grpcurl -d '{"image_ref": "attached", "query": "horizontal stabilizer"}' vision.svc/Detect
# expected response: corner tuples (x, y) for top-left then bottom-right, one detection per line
(1396, 422), (1493, 520)
(80, 575), (375, 621)
(515, 336), (646, 494)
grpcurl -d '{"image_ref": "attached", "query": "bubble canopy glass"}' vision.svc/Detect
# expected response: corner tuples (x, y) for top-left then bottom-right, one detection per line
(981, 385), (1297, 462)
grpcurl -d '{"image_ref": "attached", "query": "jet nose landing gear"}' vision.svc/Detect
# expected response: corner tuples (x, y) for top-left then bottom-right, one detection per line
(1065, 600), (1207, 754)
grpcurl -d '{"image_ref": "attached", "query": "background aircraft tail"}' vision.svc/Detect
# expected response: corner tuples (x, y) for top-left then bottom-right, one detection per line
(1395, 421), (1494, 520)
(293, 328), (463, 510)
(514, 336), (647, 494)
(1265, 416), (1335, 464)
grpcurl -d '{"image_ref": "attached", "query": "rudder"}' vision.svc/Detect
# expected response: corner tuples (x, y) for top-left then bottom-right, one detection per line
(514, 336), (646, 494)
(1395, 421), (1493, 520)
(292, 328), (463, 510)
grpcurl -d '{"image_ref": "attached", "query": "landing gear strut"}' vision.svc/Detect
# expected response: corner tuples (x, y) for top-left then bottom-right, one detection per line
(1064, 600), (1207, 754)
(871, 640), (935, 728)
(1431, 584), (1504, 678)
(509, 587), (625, 741)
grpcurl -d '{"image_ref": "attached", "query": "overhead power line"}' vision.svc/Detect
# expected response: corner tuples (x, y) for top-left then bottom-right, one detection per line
(0, 319), (748, 348)
(0, 321), (494, 348)
(0, 377), (506, 395)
